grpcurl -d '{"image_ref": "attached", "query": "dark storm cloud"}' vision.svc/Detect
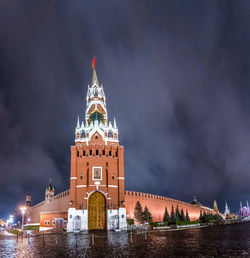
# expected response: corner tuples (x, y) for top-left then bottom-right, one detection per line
(0, 0), (248, 218)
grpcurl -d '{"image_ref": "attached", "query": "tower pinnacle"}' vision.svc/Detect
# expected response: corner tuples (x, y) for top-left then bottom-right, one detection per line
(91, 57), (99, 86)
(76, 115), (80, 129)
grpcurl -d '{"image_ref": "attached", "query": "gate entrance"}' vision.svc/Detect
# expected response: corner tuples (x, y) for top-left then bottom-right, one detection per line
(73, 215), (81, 231)
(88, 191), (106, 229)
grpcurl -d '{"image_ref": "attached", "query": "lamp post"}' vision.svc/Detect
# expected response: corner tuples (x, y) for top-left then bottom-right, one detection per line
(20, 206), (26, 231)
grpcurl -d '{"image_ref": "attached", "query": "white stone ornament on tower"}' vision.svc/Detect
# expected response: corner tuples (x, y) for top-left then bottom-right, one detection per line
(76, 115), (80, 129)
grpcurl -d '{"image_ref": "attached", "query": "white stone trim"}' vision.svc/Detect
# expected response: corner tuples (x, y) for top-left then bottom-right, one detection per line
(76, 185), (87, 188)
(70, 177), (77, 180)
(87, 190), (108, 199)
(86, 184), (117, 188)
(40, 227), (53, 231)
(117, 177), (124, 180)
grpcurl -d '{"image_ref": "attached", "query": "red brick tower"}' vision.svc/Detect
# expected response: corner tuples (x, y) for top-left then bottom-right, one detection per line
(67, 59), (127, 231)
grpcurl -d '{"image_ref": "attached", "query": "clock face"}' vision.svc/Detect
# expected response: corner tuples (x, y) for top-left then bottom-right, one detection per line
(89, 111), (104, 124)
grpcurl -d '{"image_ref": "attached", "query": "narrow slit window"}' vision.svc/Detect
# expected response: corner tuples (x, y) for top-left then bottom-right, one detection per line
(109, 151), (111, 157)
(96, 149), (99, 156)
(83, 151), (85, 157)
(89, 150), (92, 156)
(77, 151), (79, 157)
(102, 150), (105, 156)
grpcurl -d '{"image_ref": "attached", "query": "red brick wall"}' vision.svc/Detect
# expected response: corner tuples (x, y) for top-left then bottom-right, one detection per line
(25, 190), (70, 224)
(125, 191), (215, 222)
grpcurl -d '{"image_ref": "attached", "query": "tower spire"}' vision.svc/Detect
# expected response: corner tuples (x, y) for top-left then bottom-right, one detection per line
(91, 57), (99, 87)
(49, 177), (53, 190)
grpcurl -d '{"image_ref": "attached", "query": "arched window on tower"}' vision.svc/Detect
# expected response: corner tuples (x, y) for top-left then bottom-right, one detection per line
(94, 88), (98, 96)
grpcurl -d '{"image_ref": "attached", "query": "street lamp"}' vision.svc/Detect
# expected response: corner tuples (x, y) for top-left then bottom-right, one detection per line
(20, 206), (26, 231)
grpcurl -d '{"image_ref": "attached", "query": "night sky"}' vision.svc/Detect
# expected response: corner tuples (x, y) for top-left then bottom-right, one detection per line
(0, 1), (248, 219)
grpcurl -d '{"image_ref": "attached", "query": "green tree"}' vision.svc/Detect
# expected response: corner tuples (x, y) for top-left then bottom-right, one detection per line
(170, 205), (177, 223)
(176, 205), (181, 221)
(199, 210), (203, 222)
(163, 207), (170, 222)
(143, 206), (153, 223)
(201, 211), (209, 223)
(180, 209), (186, 221)
(185, 210), (190, 222)
(134, 201), (143, 224)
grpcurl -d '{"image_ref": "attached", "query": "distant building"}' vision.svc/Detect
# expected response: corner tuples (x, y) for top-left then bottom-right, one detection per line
(239, 201), (250, 219)
(25, 192), (31, 207)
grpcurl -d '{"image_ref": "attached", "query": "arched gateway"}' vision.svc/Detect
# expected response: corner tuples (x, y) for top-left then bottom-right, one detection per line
(88, 192), (106, 229)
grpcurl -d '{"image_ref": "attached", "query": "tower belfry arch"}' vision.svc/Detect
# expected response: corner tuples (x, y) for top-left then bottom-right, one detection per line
(67, 58), (127, 232)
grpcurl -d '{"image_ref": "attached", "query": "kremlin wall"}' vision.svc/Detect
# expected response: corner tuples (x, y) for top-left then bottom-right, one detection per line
(125, 191), (214, 222)
(24, 60), (217, 231)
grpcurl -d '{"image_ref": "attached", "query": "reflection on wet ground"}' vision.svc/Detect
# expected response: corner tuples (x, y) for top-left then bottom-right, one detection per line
(0, 223), (249, 257)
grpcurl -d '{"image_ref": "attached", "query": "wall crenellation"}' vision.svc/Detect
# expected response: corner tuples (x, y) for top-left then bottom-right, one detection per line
(53, 189), (70, 201)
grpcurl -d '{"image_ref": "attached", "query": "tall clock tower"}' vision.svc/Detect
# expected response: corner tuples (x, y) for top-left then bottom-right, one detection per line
(67, 59), (127, 231)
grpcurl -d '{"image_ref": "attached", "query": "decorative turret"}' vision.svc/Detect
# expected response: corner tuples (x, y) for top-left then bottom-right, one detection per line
(25, 191), (31, 207)
(239, 201), (250, 219)
(213, 200), (219, 213)
(75, 57), (119, 145)
(76, 115), (80, 130)
(45, 178), (55, 204)
(224, 202), (230, 216)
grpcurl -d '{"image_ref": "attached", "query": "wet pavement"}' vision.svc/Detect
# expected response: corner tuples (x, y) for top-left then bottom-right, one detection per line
(0, 223), (249, 257)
